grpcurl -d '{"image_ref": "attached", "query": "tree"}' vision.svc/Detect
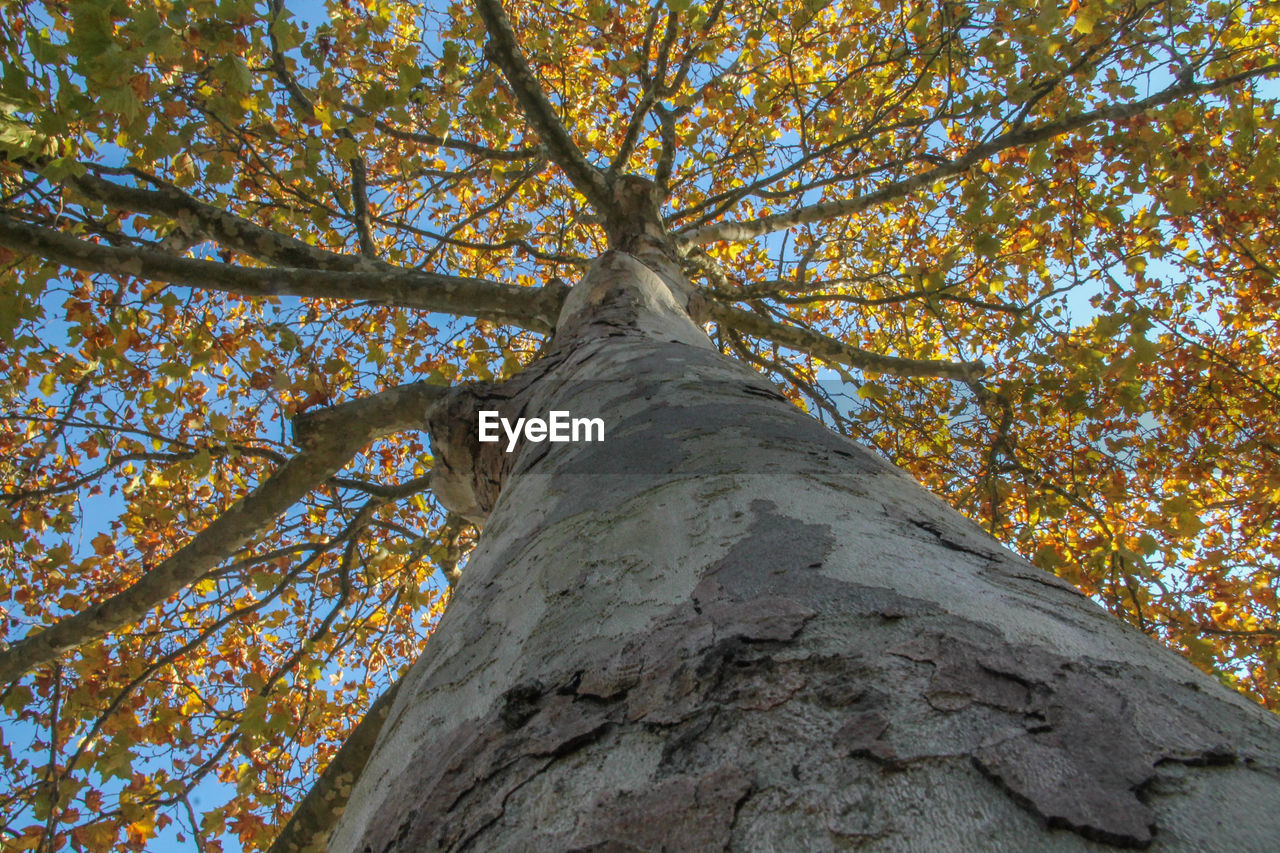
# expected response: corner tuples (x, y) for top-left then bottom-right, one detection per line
(0, 0), (1277, 849)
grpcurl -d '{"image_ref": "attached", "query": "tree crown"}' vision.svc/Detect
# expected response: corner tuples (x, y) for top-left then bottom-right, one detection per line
(1, 0), (1278, 849)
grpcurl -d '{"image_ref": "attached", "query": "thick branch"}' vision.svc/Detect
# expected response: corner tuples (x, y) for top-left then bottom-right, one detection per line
(291, 381), (446, 449)
(609, 89), (659, 179)
(719, 276), (1026, 316)
(64, 170), (369, 271)
(654, 106), (677, 194)
(681, 65), (1280, 245)
(267, 678), (402, 853)
(0, 212), (566, 330)
(0, 384), (446, 684)
(348, 155), (377, 257)
(705, 300), (984, 381)
(474, 0), (611, 210)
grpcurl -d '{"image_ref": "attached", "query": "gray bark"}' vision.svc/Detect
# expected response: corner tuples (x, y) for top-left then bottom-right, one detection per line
(329, 247), (1280, 852)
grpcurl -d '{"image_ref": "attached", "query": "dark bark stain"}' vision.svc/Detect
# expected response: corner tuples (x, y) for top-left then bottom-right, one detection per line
(834, 709), (896, 766)
(500, 681), (546, 730)
(569, 766), (754, 853)
(695, 500), (941, 626)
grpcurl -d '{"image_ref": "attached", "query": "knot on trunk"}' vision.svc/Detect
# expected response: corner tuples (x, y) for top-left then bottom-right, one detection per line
(425, 383), (515, 525)
(423, 357), (566, 524)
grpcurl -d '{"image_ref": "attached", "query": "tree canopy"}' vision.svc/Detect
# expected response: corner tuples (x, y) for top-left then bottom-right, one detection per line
(1, 0), (1278, 849)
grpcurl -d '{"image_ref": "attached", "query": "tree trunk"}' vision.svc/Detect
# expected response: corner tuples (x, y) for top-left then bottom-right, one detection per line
(329, 249), (1280, 852)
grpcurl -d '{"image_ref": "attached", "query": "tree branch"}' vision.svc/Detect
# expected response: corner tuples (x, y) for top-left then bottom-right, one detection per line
(474, 0), (611, 210)
(290, 381), (446, 449)
(0, 383), (446, 684)
(267, 0), (377, 257)
(653, 105), (678, 194)
(60, 169), (371, 271)
(0, 212), (567, 330)
(680, 64), (1280, 245)
(266, 677), (402, 853)
(607, 7), (678, 177)
(1193, 625), (1280, 638)
(340, 103), (543, 162)
(347, 155), (377, 258)
(704, 300), (985, 381)
(721, 275), (1027, 316)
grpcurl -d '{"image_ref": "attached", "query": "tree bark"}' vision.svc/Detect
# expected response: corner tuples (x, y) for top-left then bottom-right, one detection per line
(328, 249), (1280, 852)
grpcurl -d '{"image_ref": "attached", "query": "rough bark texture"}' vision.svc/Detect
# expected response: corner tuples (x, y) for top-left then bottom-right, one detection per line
(329, 248), (1280, 852)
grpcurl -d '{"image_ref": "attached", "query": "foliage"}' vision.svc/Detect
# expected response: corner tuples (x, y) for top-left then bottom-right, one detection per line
(0, 0), (1277, 849)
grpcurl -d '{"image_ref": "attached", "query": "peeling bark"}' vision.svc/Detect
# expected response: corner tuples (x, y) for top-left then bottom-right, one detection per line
(330, 250), (1280, 852)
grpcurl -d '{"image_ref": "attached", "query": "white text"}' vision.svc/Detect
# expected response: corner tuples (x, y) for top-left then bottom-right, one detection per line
(478, 410), (605, 452)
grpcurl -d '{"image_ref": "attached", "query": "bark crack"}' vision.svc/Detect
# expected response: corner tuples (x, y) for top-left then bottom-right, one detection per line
(907, 517), (1003, 562)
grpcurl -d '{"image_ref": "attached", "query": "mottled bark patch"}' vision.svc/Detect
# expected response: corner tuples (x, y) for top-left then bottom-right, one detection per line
(893, 632), (1240, 848)
(500, 681), (547, 730)
(831, 686), (896, 765)
(834, 710), (896, 764)
(424, 380), (523, 524)
(349, 503), (840, 852)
